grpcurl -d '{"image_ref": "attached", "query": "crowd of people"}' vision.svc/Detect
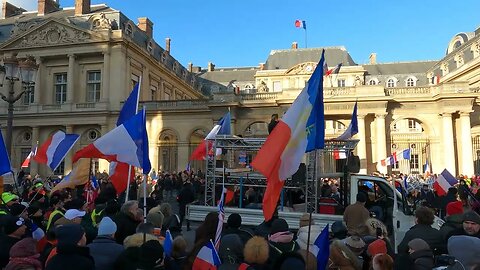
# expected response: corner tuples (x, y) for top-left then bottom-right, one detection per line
(1, 169), (480, 270)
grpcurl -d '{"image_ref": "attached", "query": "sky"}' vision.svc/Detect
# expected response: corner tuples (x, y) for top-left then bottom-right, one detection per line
(10, 0), (480, 68)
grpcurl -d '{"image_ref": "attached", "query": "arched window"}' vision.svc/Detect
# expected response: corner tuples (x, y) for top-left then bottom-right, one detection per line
(368, 79), (377, 85)
(158, 130), (178, 172)
(125, 23), (133, 37)
(386, 78), (396, 88)
(147, 41), (153, 54)
(406, 78), (415, 87)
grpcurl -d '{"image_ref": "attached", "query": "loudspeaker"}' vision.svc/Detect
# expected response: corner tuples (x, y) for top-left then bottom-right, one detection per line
(347, 155), (360, 173)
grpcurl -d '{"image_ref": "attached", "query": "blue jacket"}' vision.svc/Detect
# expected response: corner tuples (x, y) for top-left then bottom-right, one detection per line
(87, 236), (124, 270)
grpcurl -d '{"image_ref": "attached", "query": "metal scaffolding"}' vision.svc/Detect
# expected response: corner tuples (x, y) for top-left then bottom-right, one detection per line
(204, 135), (359, 212)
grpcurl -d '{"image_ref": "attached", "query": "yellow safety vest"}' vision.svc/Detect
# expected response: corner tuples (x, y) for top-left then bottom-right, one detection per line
(46, 209), (64, 231)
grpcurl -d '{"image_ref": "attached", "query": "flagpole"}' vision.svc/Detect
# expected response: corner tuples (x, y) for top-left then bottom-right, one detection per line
(125, 165), (133, 203)
(304, 27), (308, 48)
(143, 174), (147, 223)
(123, 76), (142, 203)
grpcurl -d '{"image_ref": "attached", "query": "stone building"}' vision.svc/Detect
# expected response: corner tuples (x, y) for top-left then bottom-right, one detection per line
(0, 0), (479, 177)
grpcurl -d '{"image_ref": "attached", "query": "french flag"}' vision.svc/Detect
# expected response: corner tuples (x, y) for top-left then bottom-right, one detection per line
(333, 149), (347, 160)
(21, 143), (38, 168)
(164, 229), (173, 257)
(434, 169), (458, 196)
(396, 148), (411, 160)
(117, 82), (140, 126)
(193, 240), (221, 270)
(34, 131), (80, 171)
(214, 188), (226, 250)
(73, 109), (151, 174)
(311, 224), (329, 270)
(252, 50), (325, 221)
(189, 112), (231, 160)
(108, 161), (135, 194)
(295, 19), (306, 29)
(336, 101), (358, 140)
(325, 63), (342, 76)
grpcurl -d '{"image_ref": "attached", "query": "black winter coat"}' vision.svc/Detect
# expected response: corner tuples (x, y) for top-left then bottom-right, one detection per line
(410, 250), (435, 270)
(114, 212), (140, 244)
(87, 236), (124, 270)
(397, 224), (446, 255)
(0, 235), (20, 268)
(45, 244), (94, 270)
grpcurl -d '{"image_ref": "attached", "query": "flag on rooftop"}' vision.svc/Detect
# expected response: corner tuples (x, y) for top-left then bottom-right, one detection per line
(434, 169), (458, 196)
(325, 63), (342, 76)
(189, 112), (231, 161)
(34, 131), (80, 172)
(295, 19), (306, 29)
(73, 108), (151, 174)
(252, 50), (325, 221)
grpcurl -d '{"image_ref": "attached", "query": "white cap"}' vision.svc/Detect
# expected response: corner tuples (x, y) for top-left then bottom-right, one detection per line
(64, 209), (86, 220)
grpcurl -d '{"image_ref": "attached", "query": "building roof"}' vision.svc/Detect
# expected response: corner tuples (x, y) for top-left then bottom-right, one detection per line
(363, 61), (436, 75)
(264, 46), (357, 70)
(198, 68), (257, 83)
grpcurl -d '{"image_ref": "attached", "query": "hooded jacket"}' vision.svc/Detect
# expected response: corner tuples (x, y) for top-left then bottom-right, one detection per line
(409, 249), (435, 270)
(87, 235), (124, 270)
(45, 244), (94, 270)
(448, 235), (480, 269)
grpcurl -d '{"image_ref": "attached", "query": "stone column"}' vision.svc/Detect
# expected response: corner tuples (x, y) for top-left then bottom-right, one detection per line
(33, 57), (42, 104)
(460, 112), (474, 176)
(356, 114), (367, 174)
(98, 125), (110, 172)
(66, 54), (75, 103)
(101, 50), (110, 101)
(125, 57), (131, 95)
(376, 114), (388, 174)
(31, 126), (39, 175)
(64, 125), (74, 173)
(442, 113), (456, 174)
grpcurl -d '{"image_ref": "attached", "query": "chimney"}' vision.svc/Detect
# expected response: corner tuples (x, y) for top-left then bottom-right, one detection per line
(74, 0), (90, 15)
(208, 62), (215, 72)
(259, 63), (265, 70)
(137, 17), (153, 38)
(369, 53), (377, 64)
(2, 1), (26, 19)
(165, 38), (171, 53)
(38, 0), (59, 16)
(291, 42), (298, 49)
(188, 62), (193, 72)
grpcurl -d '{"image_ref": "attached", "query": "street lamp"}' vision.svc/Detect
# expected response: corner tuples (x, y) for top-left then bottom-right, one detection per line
(0, 56), (38, 157)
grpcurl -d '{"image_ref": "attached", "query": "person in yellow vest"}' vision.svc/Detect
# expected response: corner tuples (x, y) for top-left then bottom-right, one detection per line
(46, 194), (67, 232)
(0, 192), (19, 215)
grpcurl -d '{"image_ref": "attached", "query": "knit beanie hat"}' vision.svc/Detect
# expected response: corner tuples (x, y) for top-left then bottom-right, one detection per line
(408, 238), (430, 251)
(368, 239), (387, 256)
(97, 217), (117, 236)
(227, 213), (242, 228)
(139, 240), (164, 269)
(344, 236), (366, 253)
(3, 215), (25, 235)
(270, 218), (289, 235)
(446, 201), (464, 216)
(9, 237), (38, 258)
(463, 211), (480, 225)
(146, 211), (164, 228)
(9, 203), (26, 216)
(55, 224), (85, 245)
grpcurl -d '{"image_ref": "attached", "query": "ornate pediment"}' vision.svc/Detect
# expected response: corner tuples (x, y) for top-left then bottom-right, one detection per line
(285, 62), (317, 75)
(1, 19), (100, 50)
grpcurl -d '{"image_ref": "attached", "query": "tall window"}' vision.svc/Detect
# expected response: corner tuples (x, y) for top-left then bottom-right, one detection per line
(54, 73), (67, 104)
(368, 79), (377, 85)
(131, 74), (140, 89)
(22, 85), (34, 104)
(87, 71), (101, 102)
(273, 81), (282, 92)
(410, 154), (419, 169)
(164, 90), (170, 100)
(337, 79), (346, 87)
(387, 79), (395, 88)
(151, 85), (157, 100)
(406, 78), (415, 87)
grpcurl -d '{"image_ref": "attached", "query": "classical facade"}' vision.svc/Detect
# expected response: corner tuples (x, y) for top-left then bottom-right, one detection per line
(1, 0), (479, 177)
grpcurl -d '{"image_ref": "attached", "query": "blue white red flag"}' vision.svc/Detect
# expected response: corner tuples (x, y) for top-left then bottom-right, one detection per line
(252, 50), (325, 221)
(396, 148), (411, 161)
(295, 19), (306, 29)
(189, 112), (231, 160)
(90, 175), (99, 190)
(192, 240), (221, 270)
(34, 131), (80, 171)
(164, 229), (173, 257)
(0, 131), (11, 175)
(214, 188), (226, 250)
(336, 101), (358, 140)
(109, 161), (135, 194)
(311, 224), (329, 270)
(434, 169), (458, 196)
(73, 109), (151, 174)
(21, 143), (37, 168)
(423, 159), (431, 176)
(325, 63), (342, 76)
(117, 83), (140, 126)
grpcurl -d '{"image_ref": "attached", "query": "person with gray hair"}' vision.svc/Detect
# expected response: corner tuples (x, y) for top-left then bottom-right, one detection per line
(113, 200), (140, 244)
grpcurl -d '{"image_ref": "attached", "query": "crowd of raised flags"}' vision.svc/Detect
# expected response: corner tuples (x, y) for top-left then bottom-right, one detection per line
(379, 148), (412, 167)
